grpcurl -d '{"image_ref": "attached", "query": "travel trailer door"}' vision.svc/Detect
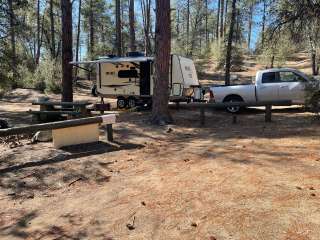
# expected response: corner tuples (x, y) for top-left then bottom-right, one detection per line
(140, 61), (151, 96)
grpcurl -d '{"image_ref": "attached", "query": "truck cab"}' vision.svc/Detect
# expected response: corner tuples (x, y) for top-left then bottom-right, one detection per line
(210, 68), (314, 113)
(255, 68), (308, 104)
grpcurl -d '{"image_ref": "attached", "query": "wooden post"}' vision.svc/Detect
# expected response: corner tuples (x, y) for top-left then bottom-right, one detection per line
(106, 124), (113, 141)
(265, 105), (272, 122)
(175, 101), (180, 110)
(200, 108), (205, 126)
(232, 114), (237, 124)
(100, 97), (105, 115)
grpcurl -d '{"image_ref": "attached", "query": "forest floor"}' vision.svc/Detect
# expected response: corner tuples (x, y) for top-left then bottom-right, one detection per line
(1, 55), (320, 239)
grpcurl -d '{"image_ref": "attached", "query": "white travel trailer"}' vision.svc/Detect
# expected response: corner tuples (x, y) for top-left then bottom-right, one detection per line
(71, 53), (201, 108)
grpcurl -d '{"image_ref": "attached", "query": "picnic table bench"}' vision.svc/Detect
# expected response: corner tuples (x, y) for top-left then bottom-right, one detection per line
(29, 100), (92, 122)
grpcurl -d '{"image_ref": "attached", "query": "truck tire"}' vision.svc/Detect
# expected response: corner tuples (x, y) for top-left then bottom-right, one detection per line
(223, 95), (243, 113)
(117, 97), (127, 109)
(127, 97), (136, 109)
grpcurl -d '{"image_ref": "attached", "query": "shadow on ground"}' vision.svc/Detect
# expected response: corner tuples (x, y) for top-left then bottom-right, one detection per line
(0, 141), (144, 200)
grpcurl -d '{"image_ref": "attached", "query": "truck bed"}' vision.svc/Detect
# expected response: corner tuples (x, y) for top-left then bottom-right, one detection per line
(211, 84), (257, 103)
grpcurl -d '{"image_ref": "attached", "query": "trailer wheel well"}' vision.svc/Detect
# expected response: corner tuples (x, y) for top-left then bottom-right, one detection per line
(223, 94), (244, 103)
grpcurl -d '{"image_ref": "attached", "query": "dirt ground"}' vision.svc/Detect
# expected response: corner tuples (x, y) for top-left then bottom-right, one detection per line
(1, 87), (320, 239)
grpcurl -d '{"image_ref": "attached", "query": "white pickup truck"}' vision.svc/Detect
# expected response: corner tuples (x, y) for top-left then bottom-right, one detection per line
(209, 68), (315, 113)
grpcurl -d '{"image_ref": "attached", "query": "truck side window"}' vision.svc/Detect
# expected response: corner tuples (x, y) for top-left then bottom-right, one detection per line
(262, 72), (276, 83)
(280, 71), (306, 82)
(118, 70), (138, 78)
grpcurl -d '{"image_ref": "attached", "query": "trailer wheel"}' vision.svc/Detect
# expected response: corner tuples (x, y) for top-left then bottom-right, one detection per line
(223, 95), (243, 113)
(127, 97), (136, 109)
(117, 97), (127, 109)
(0, 119), (9, 129)
(91, 85), (98, 97)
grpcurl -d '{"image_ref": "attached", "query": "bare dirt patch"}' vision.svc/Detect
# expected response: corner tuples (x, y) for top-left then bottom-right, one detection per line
(1, 98), (320, 239)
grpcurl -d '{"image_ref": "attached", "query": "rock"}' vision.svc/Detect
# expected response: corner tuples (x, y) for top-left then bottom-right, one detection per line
(31, 130), (52, 143)
(209, 237), (217, 240)
(191, 222), (197, 227)
(166, 128), (173, 133)
(311, 193), (316, 197)
(126, 223), (135, 230)
(141, 201), (146, 206)
(309, 187), (315, 190)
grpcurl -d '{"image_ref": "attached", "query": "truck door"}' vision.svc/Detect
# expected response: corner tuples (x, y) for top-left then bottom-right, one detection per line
(256, 71), (280, 101)
(140, 61), (151, 96)
(278, 71), (306, 103)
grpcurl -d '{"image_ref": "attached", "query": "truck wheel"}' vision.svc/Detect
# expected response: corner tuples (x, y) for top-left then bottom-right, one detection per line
(117, 97), (127, 109)
(223, 96), (243, 113)
(127, 97), (136, 108)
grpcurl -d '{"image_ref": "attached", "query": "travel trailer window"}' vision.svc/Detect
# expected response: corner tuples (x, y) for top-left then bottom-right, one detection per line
(118, 70), (138, 78)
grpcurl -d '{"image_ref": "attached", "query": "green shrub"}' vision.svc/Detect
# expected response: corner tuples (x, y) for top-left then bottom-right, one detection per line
(211, 40), (244, 71)
(14, 56), (62, 93)
(257, 35), (297, 68)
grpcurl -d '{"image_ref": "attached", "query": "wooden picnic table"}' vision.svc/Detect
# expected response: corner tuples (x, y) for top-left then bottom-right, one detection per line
(30, 100), (92, 122)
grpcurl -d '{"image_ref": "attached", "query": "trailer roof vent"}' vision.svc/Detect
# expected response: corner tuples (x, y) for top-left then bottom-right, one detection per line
(127, 52), (145, 57)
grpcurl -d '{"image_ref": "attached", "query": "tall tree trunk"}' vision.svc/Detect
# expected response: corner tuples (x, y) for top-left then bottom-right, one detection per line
(224, 0), (229, 36)
(236, 8), (240, 44)
(270, 55), (274, 68)
(49, 0), (56, 59)
(247, 3), (254, 51)
(176, 9), (180, 37)
(75, 0), (81, 80)
(311, 52), (319, 75)
(216, 0), (220, 39)
(76, 0), (81, 63)
(36, 0), (41, 65)
(225, 0), (237, 86)
(129, 0), (136, 52)
(115, 0), (122, 56)
(220, 0), (224, 38)
(310, 38), (319, 75)
(205, 0), (208, 45)
(61, 0), (73, 102)
(151, 0), (172, 124)
(186, 0), (190, 54)
(141, 0), (152, 55)
(261, 0), (266, 49)
(8, 0), (17, 87)
(121, 0), (124, 54)
(89, 0), (94, 58)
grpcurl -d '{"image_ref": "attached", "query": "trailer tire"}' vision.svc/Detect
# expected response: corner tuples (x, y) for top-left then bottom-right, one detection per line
(0, 119), (9, 129)
(117, 97), (127, 109)
(91, 85), (98, 97)
(223, 95), (243, 113)
(127, 97), (136, 109)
